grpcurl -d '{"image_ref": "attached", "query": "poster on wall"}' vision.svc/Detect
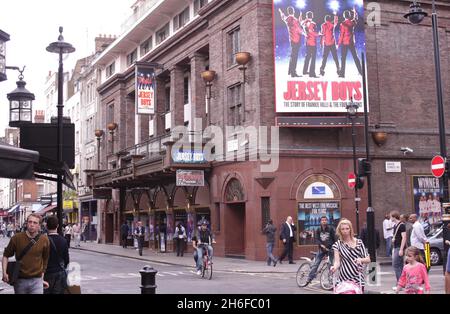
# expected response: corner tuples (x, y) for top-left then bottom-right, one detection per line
(412, 176), (443, 226)
(297, 201), (340, 245)
(135, 64), (156, 115)
(273, 0), (366, 113)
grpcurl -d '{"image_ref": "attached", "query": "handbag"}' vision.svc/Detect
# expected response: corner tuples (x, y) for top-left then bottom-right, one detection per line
(6, 234), (41, 286)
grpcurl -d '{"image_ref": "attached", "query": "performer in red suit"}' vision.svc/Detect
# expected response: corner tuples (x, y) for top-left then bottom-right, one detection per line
(319, 14), (340, 76)
(338, 7), (362, 78)
(279, 7), (303, 77)
(302, 11), (320, 78)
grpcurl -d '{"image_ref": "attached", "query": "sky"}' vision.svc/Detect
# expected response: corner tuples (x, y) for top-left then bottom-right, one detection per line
(0, 0), (133, 137)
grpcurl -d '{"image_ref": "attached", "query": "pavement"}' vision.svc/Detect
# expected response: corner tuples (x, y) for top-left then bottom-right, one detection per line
(70, 241), (445, 294)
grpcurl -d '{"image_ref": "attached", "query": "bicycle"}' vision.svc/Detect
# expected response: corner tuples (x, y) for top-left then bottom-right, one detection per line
(296, 251), (333, 290)
(198, 244), (213, 280)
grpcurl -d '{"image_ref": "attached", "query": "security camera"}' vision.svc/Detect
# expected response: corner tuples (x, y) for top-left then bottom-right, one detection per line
(400, 147), (413, 154)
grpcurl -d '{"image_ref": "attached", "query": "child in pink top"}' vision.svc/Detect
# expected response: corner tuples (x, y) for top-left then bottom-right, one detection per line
(397, 246), (430, 294)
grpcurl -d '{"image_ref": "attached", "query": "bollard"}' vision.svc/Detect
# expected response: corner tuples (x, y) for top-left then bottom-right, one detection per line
(139, 265), (157, 294)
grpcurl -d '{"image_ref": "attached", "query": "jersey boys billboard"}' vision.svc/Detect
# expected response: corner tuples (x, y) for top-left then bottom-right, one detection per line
(273, 0), (366, 113)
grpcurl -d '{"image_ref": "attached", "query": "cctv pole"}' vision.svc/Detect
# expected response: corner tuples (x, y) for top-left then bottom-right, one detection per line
(362, 53), (376, 266)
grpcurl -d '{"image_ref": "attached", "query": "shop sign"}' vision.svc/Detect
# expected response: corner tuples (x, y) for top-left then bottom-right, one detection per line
(176, 170), (204, 187)
(172, 150), (206, 163)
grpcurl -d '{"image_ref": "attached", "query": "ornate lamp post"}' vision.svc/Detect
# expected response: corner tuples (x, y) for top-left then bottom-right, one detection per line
(95, 129), (104, 170)
(200, 70), (216, 125)
(404, 0), (449, 273)
(235, 52), (251, 122)
(7, 67), (34, 127)
(347, 100), (360, 235)
(107, 122), (118, 154)
(46, 27), (75, 234)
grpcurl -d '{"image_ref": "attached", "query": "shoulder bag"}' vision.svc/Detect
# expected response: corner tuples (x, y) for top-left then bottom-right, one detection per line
(6, 234), (41, 286)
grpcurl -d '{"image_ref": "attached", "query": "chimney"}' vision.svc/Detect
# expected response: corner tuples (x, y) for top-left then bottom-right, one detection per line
(34, 110), (45, 123)
(94, 35), (116, 54)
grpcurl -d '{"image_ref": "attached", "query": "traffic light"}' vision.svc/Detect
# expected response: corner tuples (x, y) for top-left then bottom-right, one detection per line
(357, 158), (371, 189)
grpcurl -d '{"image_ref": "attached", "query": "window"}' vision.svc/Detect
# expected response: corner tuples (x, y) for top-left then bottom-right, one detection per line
(127, 49), (137, 66)
(156, 23), (170, 45)
(183, 75), (190, 105)
(194, 0), (208, 14)
(140, 37), (152, 56)
(164, 84), (171, 112)
(106, 62), (115, 78)
(261, 197), (270, 229)
(107, 103), (114, 124)
(174, 7), (190, 31)
(228, 28), (240, 66)
(228, 84), (243, 126)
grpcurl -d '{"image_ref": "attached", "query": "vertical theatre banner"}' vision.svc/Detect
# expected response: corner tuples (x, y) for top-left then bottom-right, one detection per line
(136, 64), (156, 114)
(273, 0), (366, 113)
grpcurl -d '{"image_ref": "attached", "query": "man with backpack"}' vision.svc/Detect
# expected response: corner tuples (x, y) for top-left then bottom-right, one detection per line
(2, 213), (50, 294)
(44, 216), (69, 294)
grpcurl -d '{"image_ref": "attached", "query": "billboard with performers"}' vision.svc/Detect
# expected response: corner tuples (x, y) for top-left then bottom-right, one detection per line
(412, 176), (443, 226)
(273, 0), (366, 113)
(135, 65), (156, 115)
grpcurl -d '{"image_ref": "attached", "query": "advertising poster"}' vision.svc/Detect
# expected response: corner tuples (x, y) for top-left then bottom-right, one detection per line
(412, 176), (442, 226)
(135, 65), (156, 114)
(297, 201), (340, 245)
(273, 0), (366, 113)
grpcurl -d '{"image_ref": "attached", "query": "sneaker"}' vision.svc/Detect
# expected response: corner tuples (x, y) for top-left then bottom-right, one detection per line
(305, 279), (312, 286)
(196, 270), (202, 275)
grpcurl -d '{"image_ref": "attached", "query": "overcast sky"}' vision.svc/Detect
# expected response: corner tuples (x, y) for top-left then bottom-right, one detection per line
(0, 0), (133, 137)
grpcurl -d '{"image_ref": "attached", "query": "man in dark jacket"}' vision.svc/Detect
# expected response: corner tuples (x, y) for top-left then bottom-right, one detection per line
(277, 216), (296, 264)
(306, 216), (335, 285)
(262, 219), (277, 266)
(120, 222), (130, 248)
(44, 216), (69, 294)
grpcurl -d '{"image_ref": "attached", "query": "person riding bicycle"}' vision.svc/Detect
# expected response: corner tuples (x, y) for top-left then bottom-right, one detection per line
(305, 216), (336, 286)
(196, 221), (215, 275)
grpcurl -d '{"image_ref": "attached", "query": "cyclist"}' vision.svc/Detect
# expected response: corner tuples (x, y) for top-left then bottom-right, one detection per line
(196, 221), (215, 275)
(305, 216), (336, 286)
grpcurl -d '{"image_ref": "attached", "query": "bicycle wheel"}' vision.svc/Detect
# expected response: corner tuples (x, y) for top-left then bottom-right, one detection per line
(296, 262), (311, 287)
(319, 264), (333, 291)
(206, 260), (213, 280)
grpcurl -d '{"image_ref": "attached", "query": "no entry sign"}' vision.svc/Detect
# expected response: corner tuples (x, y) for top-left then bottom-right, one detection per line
(348, 173), (356, 189)
(431, 155), (446, 178)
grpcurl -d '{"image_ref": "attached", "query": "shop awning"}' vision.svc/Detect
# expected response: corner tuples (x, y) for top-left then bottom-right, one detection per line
(32, 204), (48, 213)
(36, 204), (57, 215)
(0, 143), (39, 179)
(7, 204), (20, 214)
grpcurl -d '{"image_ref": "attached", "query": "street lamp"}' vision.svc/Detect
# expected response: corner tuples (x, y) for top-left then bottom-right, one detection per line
(95, 129), (104, 170)
(46, 26), (75, 235)
(200, 70), (216, 125)
(404, 0), (449, 273)
(7, 67), (34, 127)
(347, 100), (360, 235)
(235, 52), (251, 122)
(0, 29), (10, 82)
(107, 122), (118, 154)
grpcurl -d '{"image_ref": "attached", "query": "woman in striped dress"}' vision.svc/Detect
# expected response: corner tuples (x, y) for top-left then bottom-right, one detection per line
(331, 219), (371, 291)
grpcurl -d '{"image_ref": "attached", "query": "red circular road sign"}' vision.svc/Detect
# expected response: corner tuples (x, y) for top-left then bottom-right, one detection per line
(431, 155), (446, 178)
(348, 173), (356, 189)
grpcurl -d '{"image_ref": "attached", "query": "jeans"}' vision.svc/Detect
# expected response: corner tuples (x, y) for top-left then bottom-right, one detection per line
(385, 237), (392, 257)
(14, 277), (43, 294)
(266, 242), (276, 266)
(392, 247), (404, 282)
(137, 236), (144, 256)
(308, 250), (334, 281)
(196, 245), (213, 271)
(44, 271), (67, 294)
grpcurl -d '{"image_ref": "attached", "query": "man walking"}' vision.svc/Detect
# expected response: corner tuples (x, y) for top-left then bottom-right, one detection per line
(262, 219), (277, 266)
(279, 7), (303, 77)
(133, 221), (145, 256)
(2, 213), (50, 294)
(44, 216), (69, 294)
(409, 214), (428, 265)
(120, 221), (130, 249)
(390, 210), (407, 282)
(278, 216), (296, 264)
(306, 216), (335, 285)
(383, 213), (394, 257)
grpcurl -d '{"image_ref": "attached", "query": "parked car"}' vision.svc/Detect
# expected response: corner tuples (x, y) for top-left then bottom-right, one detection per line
(427, 226), (444, 266)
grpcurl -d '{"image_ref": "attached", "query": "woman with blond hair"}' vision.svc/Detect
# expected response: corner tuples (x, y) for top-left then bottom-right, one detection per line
(331, 218), (371, 292)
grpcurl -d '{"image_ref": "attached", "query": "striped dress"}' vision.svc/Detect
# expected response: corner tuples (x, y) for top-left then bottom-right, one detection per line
(332, 238), (368, 286)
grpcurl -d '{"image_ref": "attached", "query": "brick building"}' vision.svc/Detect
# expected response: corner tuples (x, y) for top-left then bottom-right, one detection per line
(90, 0), (450, 260)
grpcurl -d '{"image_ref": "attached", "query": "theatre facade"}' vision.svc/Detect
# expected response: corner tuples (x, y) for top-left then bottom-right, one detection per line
(90, 0), (450, 260)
